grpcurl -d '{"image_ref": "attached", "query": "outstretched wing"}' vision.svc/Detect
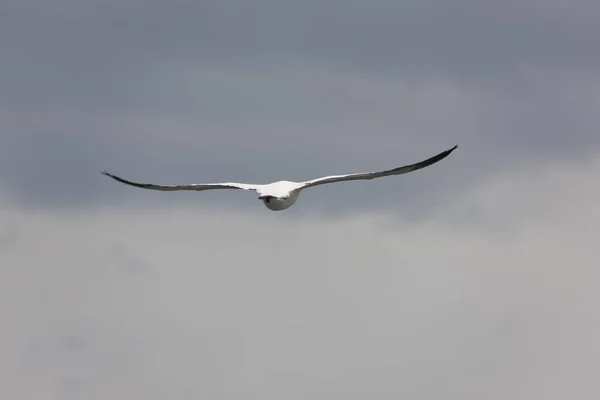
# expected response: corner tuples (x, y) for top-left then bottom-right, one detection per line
(102, 171), (260, 192)
(299, 145), (458, 189)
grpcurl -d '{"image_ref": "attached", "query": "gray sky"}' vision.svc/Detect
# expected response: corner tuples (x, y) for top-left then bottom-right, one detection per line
(1, 1), (599, 399)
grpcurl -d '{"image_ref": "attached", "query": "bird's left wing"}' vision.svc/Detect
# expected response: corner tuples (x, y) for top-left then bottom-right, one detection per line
(299, 145), (458, 189)
(102, 171), (260, 192)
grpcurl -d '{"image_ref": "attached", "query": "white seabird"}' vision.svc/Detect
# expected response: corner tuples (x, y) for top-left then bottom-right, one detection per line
(102, 145), (458, 211)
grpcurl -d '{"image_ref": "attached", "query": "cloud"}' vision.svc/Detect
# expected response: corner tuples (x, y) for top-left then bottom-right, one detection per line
(2, 0), (600, 213)
(2, 65), (598, 216)
(1, 151), (599, 399)
(3, 0), (599, 83)
(2, 2), (599, 398)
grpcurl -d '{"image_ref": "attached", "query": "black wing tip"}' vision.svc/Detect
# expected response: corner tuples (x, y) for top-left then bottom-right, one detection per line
(415, 144), (458, 169)
(101, 170), (142, 188)
(102, 170), (124, 182)
(441, 144), (458, 157)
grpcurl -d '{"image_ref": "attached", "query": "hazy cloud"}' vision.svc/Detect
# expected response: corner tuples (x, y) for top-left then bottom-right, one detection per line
(1, 0), (599, 213)
(1, 151), (599, 399)
(1, 3), (600, 398)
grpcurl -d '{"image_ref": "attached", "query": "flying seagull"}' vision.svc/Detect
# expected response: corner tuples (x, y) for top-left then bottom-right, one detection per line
(102, 145), (458, 211)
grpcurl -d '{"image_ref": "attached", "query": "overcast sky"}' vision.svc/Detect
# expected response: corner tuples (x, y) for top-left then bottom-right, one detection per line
(1, 1), (599, 399)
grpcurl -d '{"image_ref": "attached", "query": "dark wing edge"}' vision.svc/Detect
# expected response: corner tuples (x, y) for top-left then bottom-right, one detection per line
(101, 171), (255, 192)
(383, 144), (458, 175)
(300, 145), (458, 189)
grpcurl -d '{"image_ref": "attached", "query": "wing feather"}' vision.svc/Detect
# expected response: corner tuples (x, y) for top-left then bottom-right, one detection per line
(300, 145), (458, 189)
(102, 171), (259, 192)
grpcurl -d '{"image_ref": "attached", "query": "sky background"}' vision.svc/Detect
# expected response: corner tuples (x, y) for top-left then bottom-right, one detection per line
(1, 1), (599, 399)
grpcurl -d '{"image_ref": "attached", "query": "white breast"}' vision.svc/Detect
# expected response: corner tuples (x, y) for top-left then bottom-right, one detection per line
(260, 187), (301, 211)
(263, 197), (294, 211)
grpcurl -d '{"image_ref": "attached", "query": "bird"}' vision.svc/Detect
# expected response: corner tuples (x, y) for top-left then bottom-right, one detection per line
(102, 145), (458, 211)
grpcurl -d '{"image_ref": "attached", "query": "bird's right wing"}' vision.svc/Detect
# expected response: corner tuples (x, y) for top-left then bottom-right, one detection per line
(299, 145), (458, 189)
(102, 171), (260, 192)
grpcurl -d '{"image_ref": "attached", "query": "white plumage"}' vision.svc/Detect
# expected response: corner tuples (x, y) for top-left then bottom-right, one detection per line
(103, 145), (458, 211)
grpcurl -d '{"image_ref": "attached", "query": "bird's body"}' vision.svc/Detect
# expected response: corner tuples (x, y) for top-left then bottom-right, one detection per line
(253, 181), (302, 210)
(103, 145), (458, 211)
